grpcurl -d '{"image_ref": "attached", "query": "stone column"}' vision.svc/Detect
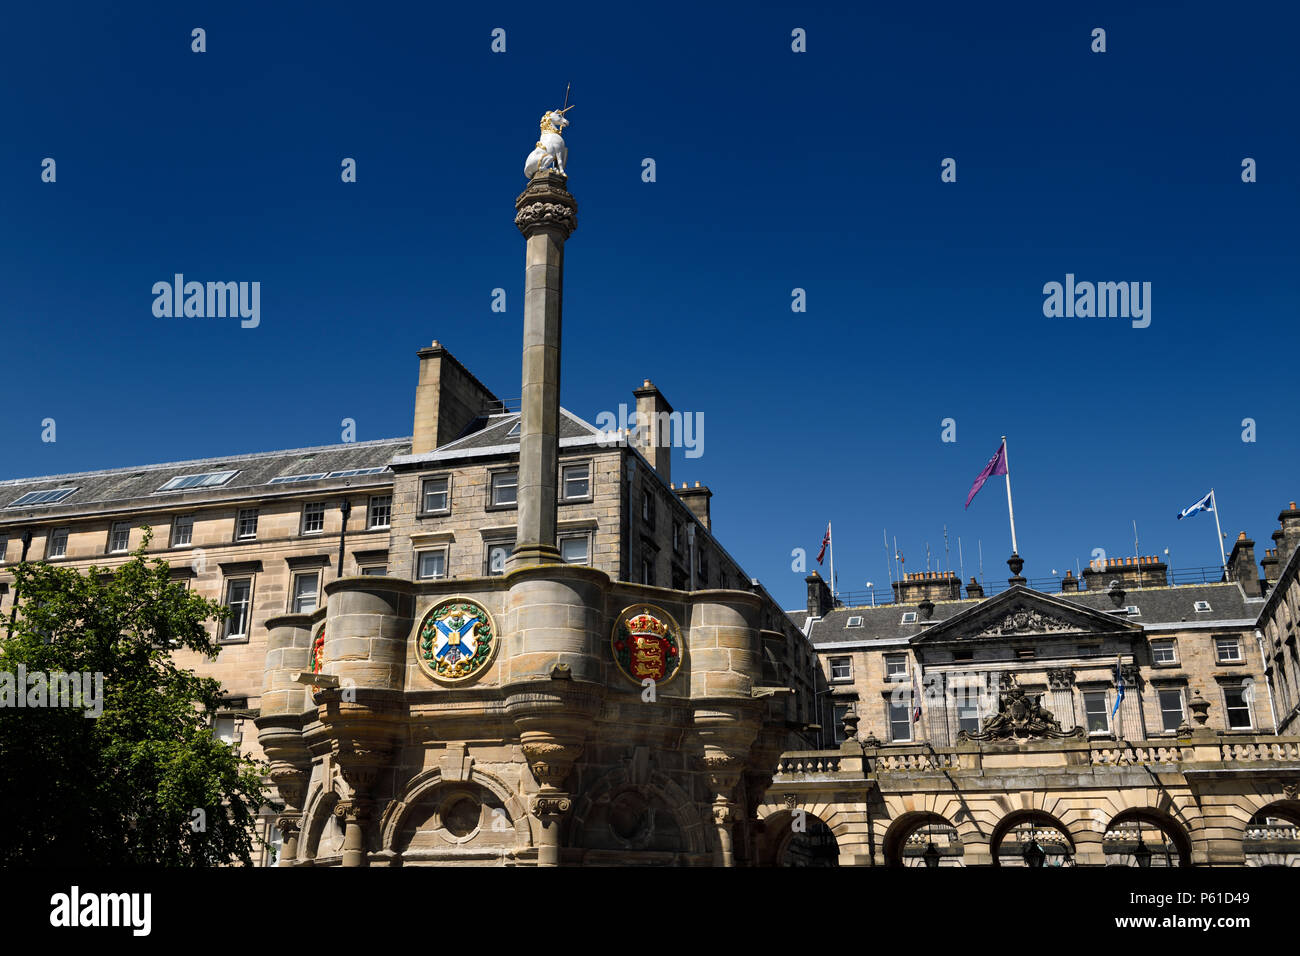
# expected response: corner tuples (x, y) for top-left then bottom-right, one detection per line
(511, 171), (577, 568)
(333, 799), (372, 869)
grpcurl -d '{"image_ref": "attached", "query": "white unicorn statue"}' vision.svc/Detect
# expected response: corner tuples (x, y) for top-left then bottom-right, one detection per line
(524, 106), (573, 179)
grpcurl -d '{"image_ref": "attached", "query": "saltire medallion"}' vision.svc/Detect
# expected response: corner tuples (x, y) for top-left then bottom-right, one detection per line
(611, 604), (683, 686)
(416, 597), (498, 684)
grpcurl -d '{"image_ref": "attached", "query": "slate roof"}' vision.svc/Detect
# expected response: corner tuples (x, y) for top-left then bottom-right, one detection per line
(392, 408), (603, 466)
(798, 581), (1261, 647)
(0, 437), (410, 518)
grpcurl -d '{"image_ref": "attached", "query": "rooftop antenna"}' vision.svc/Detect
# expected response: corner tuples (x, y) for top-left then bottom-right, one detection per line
(883, 528), (893, 590)
(978, 539), (984, 585)
(944, 525), (951, 575)
(958, 536), (965, 586)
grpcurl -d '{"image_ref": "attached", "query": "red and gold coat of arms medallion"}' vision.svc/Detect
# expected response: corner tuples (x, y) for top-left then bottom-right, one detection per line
(611, 605), (683, 685)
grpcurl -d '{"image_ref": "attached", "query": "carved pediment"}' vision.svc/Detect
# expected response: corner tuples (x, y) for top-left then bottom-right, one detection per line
(976, 607), (1073, 637)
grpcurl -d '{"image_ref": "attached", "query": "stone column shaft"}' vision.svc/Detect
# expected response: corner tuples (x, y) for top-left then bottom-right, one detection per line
(511, 172), (577, 567)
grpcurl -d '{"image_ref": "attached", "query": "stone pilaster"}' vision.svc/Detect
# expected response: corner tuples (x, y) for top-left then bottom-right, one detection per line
(1047, 667), (1077, 731)
(511, 171), (577, 568)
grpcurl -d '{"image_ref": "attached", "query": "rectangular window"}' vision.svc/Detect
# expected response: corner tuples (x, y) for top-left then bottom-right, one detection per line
(236, 508), (259, 540)
(360, 565), (387, 576)
(301, 502), (325, 535)
(47, 528), (68, 558)
(832, 703), (850, 744)
(673, 523), (681, 553)
(888, 698), (912, 742)
(830, 656), (852, 681)
(642, 491), (654, 523)
(885, 654), (908, 680)
(490, 471), (518, 507)
(1215, 636), (1243, 662)
(0, 537), (7, 563)
(1158, 688), (1184, 732)
(108, 521), (131, 553)
(292, 572), (319, 614)
(1151, 639), (1177, 665)
(268, 473), (327, 484)
(223, 578), (253, 640)
(1223, 686), (1253, 729)
(1083, 691), (1110, 733)
(952, 650), (974, 663)
(367, 495), (392, 529)
(642, 556), (653, 586)
(422, 477), (450, 513)
(559, 535), (590, 565)
(212, 716), (238, 745)
(486, 542), (513, 576)
(561, 463), (590, 501)
(171, 514), (194, 547)
(956, 693), (981, 735)
(417, 550), (447, 580)
(7, 487), (77, 507)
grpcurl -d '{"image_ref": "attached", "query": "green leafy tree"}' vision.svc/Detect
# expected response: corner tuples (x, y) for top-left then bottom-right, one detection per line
(0, 530), (274, 866)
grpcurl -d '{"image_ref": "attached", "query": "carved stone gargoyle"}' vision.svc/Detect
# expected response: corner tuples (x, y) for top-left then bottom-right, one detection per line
(956, 676), (1084, 741)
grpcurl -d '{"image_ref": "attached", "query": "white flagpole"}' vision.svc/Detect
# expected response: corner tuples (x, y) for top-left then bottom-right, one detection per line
(1211, 489), (1228, 578)
(829, 522), (836, 603)
(1002, 436), (1019, 554)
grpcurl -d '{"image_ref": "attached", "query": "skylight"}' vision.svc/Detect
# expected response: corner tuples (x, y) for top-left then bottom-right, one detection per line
(158, 471), (238, 491)
(326, 467), (387, 478)
(268, 473), (327, 484)
(507, 421), (521, 437)
(7, 487), (77, 507)
(846, 616), (864, 627)
(900, 612), (918, 624)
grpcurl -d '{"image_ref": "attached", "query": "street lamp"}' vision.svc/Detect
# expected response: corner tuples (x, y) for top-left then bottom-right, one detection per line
(922, 841), (940, 868)
(1023, 839), (1046, 868)
(1133, 837), (1152, 868)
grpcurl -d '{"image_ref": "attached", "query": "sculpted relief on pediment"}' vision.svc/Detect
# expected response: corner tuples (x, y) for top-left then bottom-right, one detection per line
(973, 607), (1075, 638)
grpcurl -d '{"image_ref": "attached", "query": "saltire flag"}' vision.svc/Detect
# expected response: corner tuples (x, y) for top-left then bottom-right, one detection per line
(1177, 491), (1214, 520)
(965, 440), (1008, 509)
(1111, 656), (1125, 717)
(911, 669), (923, 723)
(816, 523), (830, 565)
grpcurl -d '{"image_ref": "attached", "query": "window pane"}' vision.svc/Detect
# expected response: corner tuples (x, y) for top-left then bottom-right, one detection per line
(172, 515), (194, 546)
(559, 536), (589, 564)
(423, 477), (449, 512)
(293, 574), (318, 613)
(368, 495), (392, 529)
(488, 545), (511, 575)
(1224, 688), (1252, 728)
(418, 551), (446, 579)
(237, 509), (258, 539)
(1158, 689), (1184, 731)
(302, 503), (324, 534)
(831, 657), (851, 680)
(48, 529), (68, 557)
(1152, 641), (1175, 664)
(889, 700), (911, 741)
(109, 522), (130, 552)
(491, 473), (517, 506)
(562, 464), (590, 499)
(1215, 637), (1241, 661)
(360, 565), (387, 576)
(1084, 692), (1109, 732)
(886, 655), (907, 678)
(226, 579), (251, 637)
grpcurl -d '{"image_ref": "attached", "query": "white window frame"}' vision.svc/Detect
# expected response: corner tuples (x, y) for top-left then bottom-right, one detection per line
(47, 528), (69, 559)
(1215, 636), (1243, 663)
(1222, 684), (1254, 730)
(236, 508), (259, 541)
(489, 471), (518, 508)
(108, 521), (131, 554)
(1157, 687), (1185, 733)
(171, 514), (194, 548)
(367, 495), (392, 530)
(846, 616), (864, 628)
(829, 656), (852, 681)
(158, 470), (237, 492)
(486, 540), (514, 576)
(223, 577), (254, 642)
(1151, 639), (1177, 665)
(560, 462), (591, 501)
(421, 476), (451, 515)
(885, 653), (908, 681)
(558, 533), (591, 566)
(417, 549), (448, 581)
(291, 571), (320, 614)
(900, 611), (918, 624)
(1082, 690), (1110, 734)
(888, 697), (913, 742)
(301, 502), (325, 535)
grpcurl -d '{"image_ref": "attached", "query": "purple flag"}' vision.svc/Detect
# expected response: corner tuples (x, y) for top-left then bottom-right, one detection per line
(965, 440), (1007, 509)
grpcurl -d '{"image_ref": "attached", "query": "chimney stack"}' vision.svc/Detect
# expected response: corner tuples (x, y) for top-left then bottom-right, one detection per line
(1278, 502), (1300, 563)
(892, 571), (962, 603)
(632, 379), (673, 485)
(1060, 569), (1079, 593)
(1082, 555), (1168, 591)
(1226, 532), (1262, 597)
(678, 481), (712, 531)
(411, 341), (500, 454)
(965, 577), (985, 599)
(510, 171), (577, 567)
(806, 571), (833, 619)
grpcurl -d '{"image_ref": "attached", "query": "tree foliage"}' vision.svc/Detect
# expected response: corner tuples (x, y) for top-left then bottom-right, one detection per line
(0, 530), (274, 866)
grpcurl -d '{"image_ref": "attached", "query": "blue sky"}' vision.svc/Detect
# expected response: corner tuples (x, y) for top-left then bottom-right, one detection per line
(2, 1), (1296, 610)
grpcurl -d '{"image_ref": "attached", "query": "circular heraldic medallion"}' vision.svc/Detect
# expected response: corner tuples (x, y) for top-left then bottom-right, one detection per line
(416, 598), (499, 685)
(611, 604), (684, 686)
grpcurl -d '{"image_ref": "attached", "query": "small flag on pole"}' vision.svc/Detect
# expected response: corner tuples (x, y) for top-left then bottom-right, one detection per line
(1111, 656), (1125, 717)
(965, 440), (1008, 509)
(1177, 491), (1214, 520)
(816, 523), (831, 565)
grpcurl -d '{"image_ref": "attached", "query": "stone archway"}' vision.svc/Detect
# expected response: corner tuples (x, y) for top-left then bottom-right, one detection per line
(379, 766), (531, 864)
(1103, 808), (1192, 867)
(989, 809), (1076, 867)
(755, 804), (846, 867)
(1243, 800), (1300, 867)
(882, 811), (965, 867)
(298, 784), (342, 865)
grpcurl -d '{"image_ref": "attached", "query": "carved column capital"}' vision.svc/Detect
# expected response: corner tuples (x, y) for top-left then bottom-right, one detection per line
(531, 794), (574, 818)
(514, 173), (577, 240)
(1046, 667), (1076, 690)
